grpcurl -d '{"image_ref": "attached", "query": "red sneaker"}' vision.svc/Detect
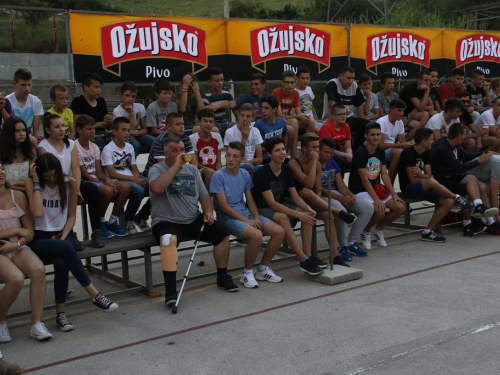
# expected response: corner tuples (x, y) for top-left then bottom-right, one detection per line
(486, 223), (500, 236)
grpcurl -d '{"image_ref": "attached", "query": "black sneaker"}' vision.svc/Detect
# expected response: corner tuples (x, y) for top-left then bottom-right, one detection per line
(472, 204), (499, 218)
(338, 210), (357, 224)
(421, 230), (446, 243)
(463, 222), (488, 237)
(454, 195), (472, 209)
(299, 258), (323, 275)
(133, 216), (151, 232)
(308, 255), (328, 269)
(217, 274), (239, 292)
(72, 232), (85, 251)
(333, 256), (351, 267)
(56, 313), (74, 332)
(92, 293), (119, 311)
(91, 229), (105, 248)
(165, 290), (177, 307)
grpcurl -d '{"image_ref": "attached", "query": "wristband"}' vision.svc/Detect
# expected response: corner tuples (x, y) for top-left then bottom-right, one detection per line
(33, 188), (41, 193)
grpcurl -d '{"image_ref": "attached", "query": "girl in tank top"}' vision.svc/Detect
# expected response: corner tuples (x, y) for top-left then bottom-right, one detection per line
(0, 116), (36, 192)
(0, 162), (52, 347)
(26, 153), (118, 333)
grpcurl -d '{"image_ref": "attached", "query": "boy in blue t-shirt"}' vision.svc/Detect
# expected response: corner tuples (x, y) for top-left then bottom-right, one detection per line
(253, 96), (288, 160)
(210, 141), (285, 288)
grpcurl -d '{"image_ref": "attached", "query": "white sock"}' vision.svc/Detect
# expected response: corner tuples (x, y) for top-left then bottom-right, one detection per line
(100, 217), (105, 223)
(487, 217), (495, 225)
(423, 229), (431, 234)
(109, 215), (119, 224)
(463, 219), (472, 226)
(243, 268), (253, 274)
(257, 265), (268, 272)
(473, 199), (482, 206)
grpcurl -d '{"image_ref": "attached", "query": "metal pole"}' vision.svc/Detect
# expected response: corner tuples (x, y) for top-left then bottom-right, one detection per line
(62, 11), (76, 100)
(327, 173), (334, 271)
(224, 0), (229, 18)
(346, 24), (351, 67)
(326, 0), (331, 22)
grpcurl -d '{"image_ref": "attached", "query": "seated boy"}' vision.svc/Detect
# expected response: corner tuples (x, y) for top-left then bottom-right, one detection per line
(348, 122), (406, 249)
(252, 137), (325, 276)
(101, 117), (150, 234)
(398, 128), (472, 242)
(75, 115), (130, 246)
(318, 137), (374, 260)
(376, 99), (414, 184)
(48, 85), (75, 139)
(224, 103), (263, 173)
(358, 73), (380, 121)
(146, 79), (178, 136)
(210, 141), (285, 288)
(113, 81), (155, 157)
(189, 109), (224, 189)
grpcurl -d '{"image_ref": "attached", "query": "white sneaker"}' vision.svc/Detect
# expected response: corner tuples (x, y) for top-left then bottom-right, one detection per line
(360, 232), (372, 250)
(125, 221), (138, 234)
(239, 271), (259, 288)
(255, 267), (283, 283)
(372, 228), (387, 247)
(0, 321), (11, 343)
(29, 322), (53, 341)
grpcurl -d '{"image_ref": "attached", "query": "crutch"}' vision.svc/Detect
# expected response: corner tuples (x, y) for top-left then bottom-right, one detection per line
(172, 221), (206, 314)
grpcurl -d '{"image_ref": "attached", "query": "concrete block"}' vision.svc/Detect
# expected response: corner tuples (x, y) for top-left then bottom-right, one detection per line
(303, 266), (363, 285)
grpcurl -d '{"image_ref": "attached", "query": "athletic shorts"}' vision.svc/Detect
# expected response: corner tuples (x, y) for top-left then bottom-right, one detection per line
(218, 208), (269, 239)
(403, 182), (440, 204)
(258, 203), (299, 227)
(152, 214), (229, 247)
(356, 191), (392, 204)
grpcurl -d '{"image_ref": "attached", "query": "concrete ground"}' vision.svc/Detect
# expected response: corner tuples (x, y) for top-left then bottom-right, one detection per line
(2, 155), (500, 374)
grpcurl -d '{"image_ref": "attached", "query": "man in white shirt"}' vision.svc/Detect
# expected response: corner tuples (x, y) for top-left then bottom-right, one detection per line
(376, 99), (413, 183)
(425, 98), (464, 141)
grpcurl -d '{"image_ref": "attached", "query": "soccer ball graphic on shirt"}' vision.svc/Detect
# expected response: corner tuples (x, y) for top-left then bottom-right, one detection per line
(199, 146), (217, 166)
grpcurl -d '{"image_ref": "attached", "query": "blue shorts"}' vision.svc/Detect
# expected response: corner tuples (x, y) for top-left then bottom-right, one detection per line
(403, 182), (440, 204)
(85, 178), (116, 187)
(218, 208), (269, 239)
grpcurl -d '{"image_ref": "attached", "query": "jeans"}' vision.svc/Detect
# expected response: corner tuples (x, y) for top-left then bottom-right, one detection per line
(122, 176), (149, 221)
(31, 230), (92, 304)
(129, 134), (155, 157)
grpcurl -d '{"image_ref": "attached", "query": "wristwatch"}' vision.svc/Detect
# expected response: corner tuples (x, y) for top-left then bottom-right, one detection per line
(16, 242), (21, 250)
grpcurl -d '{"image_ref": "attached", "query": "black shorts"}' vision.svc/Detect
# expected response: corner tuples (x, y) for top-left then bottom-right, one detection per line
(152, 214), (229, 247)
(441, 174), (468, 197)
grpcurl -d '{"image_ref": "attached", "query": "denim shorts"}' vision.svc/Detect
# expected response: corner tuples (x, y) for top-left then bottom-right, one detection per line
(218, 208), (269, 239)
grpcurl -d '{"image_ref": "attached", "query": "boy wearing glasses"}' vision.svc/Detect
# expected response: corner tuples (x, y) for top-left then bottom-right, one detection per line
(318, 104), (353, 176)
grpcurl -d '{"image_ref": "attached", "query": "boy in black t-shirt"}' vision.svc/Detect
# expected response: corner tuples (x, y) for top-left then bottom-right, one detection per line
(70, 73), (112, 150)
(398, 128), (472, 242)
(399, 71), (434, 127)
(252, 137), (324, 276)
(348, 123), (405, 249)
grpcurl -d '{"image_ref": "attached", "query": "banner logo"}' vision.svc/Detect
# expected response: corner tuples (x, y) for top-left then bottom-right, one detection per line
(100, 19), (207, 76)
(366, 32), (430, 73)
(456, 34), (500, 66)
(250, 24), (331, 73)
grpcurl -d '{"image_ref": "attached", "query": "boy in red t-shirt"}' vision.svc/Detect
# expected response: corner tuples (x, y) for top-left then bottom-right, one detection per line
(318, 103), (353, 175)
(189, 108), (224, 189)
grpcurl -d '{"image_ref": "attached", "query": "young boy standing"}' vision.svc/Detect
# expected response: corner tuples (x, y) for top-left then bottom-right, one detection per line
(48, 85), (75, 139)
(6, 68), (44, 141)
(113, 81), (155, 157)
(189, 109), (223, 189)
(76, 115), (130, 246)
(210, 141), (285, 288)
(101, 117), (150, 234)
(146, 79), (178, 136)
(296, 66), (323, 129)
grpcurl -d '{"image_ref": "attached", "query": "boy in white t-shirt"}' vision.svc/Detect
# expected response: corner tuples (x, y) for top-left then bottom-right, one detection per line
(76, 115), (130, 246)
(376, 99), (413, 183)
(425, 97), (463, 140)
(101, 117), (149, 234)
(113, 81), (155, 157)
(6, 68), (43, 141)
(296, 66), (323, 130)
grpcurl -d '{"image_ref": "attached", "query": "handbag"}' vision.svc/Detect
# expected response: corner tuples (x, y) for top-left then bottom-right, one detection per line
(373, 184), (390, 199)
